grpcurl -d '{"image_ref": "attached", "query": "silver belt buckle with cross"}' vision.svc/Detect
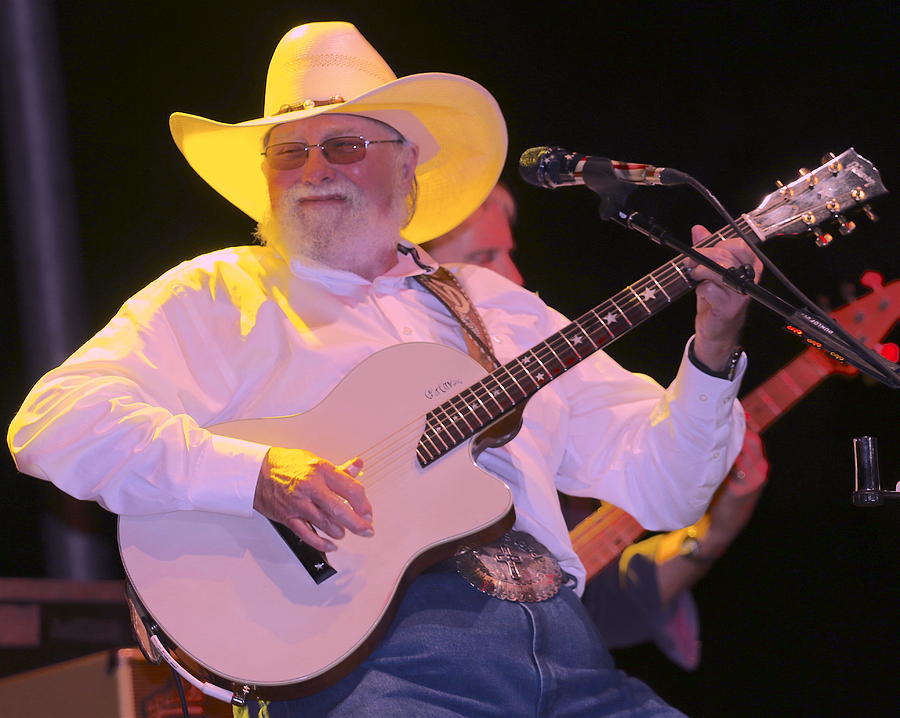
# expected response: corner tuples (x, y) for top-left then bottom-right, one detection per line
(454, 530), (563, 602)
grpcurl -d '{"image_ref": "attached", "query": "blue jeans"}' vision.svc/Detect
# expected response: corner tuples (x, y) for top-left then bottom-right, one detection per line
(249, 562), (686, 717)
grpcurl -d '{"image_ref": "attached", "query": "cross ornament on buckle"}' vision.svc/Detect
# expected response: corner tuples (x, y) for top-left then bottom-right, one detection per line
(454, 530), (563, 602)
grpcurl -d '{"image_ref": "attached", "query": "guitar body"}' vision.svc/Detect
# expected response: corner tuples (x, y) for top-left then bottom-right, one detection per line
(119, 342), (514, 697)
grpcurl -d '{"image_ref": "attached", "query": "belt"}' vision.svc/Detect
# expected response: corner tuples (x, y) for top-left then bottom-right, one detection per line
(454, 530), (563, 602)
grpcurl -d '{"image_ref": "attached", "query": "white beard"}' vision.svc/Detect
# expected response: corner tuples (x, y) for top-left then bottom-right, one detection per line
(257, 172), (409, 278)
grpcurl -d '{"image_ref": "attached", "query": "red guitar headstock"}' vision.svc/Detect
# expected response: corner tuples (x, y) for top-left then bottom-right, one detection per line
(821, 273), (899, 374)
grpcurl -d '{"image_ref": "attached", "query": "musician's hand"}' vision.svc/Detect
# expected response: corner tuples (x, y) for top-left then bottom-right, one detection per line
(685, 225), (763, 373)
(254, 447), (374, 552)
(704, 428), (769, 554)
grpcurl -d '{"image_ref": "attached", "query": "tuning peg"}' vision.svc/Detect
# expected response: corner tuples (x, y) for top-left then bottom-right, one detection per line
(812, 226), (834, 247)
(820, 151), (844, 174)
(860, 270), (884, 292)
(835, 214), (857, 235)
(798, 167), (819, 187)
(862, 204), (878, 222)
(775, 180), (794, 198)
(822, 200), (854, 234)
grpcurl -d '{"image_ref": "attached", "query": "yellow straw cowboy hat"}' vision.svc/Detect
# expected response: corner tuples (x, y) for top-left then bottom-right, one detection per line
(169, 21), (508, 244)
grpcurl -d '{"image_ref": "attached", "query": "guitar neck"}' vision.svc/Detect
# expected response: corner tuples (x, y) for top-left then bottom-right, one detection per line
(739, 347), (833, 433)
(416, 218), (758, 467)
(568, 503), (644, 581)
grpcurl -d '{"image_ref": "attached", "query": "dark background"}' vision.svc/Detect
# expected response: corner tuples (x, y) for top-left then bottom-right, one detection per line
(2, 1), (898, 716)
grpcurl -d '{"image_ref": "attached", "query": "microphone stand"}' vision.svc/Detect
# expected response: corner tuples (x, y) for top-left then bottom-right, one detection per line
(852, 436), (899, 507)
(596, 195), (900, 390)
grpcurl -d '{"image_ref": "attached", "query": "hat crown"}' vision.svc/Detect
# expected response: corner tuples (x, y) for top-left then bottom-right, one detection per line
(264, 22), (397, 117)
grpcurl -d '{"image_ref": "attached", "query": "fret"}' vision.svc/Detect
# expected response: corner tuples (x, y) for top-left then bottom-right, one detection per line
(466, 388), (491, 420)
(559, 326), (587, 361)
(528, 350), (553, 383)
(422, 425), (445, 455)
(446, 395), (477, 434)
(485, 373), (516, 406)
(573, 318), (600, 351)
(476, 380), (507, 413)
(428, 408), (462, 447)
(514, 355), (544, 390)
(539, 339), (568, 376)
(608, 298), (632, 327)
(498, 363), (529, 400)
(754, 388), (782, 416)
(671, 261), (692, 285)
(589, 308), (616, 339)
(416, 444), (431, 465)
(600, 302), (627, 329)
(649, 273), (671, 302)
(626, 284), (651, 315)
(774, 369), (804, 399)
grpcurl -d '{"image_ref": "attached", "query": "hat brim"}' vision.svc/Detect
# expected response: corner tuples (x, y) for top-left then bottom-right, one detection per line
(170, 73), (507, 244)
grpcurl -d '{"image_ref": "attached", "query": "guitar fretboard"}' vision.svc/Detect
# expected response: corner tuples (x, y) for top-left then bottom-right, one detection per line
(415, 217), (758, 466)
(740, 348), (832, 433)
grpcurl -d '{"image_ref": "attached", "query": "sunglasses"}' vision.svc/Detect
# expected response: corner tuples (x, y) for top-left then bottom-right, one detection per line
(262, 136), (404, 171)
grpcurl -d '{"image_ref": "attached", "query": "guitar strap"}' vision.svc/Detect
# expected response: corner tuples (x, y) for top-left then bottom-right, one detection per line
(413, 263), (564, 603)
(413, 266), (500, 372)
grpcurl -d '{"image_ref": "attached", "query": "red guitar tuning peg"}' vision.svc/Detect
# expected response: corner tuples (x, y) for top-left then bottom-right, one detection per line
(877, 343), (899, 363)
(860, 271), (884, 292)
(812, 227), (834, 247)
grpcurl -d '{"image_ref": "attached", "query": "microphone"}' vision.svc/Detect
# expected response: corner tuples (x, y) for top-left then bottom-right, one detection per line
(519, 146), (687, 191)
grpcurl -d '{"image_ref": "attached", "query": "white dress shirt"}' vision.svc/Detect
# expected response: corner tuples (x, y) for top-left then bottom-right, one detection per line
(8, 243), (745, 592)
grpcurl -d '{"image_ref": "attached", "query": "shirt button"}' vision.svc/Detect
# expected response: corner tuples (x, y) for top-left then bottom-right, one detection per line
(699, 393), (709, 402)
(712, 451), (721, 460)
(402, 327), (412, 335)
(492, 335), (504, 343)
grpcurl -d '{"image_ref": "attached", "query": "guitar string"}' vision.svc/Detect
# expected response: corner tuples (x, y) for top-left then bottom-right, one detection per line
(344, 224), (749, 489)
(417, 224), (741, 454)
(358, 249), (703, 479)
(352, 227), (744, 486)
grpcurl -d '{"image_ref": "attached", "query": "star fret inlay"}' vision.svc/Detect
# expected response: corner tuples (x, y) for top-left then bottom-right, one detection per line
(603, 311), (619, 324)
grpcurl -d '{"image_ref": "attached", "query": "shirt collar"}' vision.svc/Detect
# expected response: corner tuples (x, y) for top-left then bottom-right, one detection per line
(287, 242), (438, 296)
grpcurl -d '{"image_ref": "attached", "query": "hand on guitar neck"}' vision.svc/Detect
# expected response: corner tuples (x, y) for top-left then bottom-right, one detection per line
(685, 226), (764, 372)
(254, 447), (374, 553)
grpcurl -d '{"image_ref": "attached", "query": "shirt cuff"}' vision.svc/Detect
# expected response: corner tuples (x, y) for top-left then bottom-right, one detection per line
(188, 434), (270, 516)
(687, 338), (744, 381)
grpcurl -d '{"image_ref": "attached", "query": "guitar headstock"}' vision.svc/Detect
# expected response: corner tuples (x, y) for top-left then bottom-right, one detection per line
(747, 149), (887, 246)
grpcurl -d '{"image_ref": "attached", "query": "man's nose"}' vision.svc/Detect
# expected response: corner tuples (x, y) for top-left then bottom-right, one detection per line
(299, 144), (335, 183)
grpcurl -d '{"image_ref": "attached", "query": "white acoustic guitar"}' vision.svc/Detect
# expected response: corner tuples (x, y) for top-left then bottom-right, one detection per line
(119, 149), (885, 701)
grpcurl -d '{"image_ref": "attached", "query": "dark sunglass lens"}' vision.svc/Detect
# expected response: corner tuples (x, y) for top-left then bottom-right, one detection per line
(323, 138), (366, 164)
(269, 144), (308, 169)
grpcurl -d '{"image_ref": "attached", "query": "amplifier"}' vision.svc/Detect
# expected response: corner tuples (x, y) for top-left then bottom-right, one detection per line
(0, 648), (232, 718)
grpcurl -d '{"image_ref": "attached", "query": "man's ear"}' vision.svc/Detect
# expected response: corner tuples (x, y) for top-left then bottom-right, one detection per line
(400, 142), (419, 184)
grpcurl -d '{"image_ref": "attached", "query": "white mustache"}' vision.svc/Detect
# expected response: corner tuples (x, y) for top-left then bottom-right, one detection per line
(288, 180), (360, 203)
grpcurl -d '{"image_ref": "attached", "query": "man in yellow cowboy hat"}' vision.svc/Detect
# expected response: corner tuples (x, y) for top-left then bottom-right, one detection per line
(9, 21), (760, 716)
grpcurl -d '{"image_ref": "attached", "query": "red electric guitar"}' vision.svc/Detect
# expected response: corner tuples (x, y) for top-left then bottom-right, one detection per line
(570, 273), (900, 582)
